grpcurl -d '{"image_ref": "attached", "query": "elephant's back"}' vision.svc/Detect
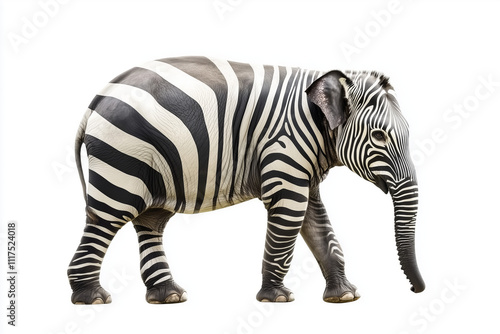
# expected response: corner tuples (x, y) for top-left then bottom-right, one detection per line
(84, 57), (265, 214)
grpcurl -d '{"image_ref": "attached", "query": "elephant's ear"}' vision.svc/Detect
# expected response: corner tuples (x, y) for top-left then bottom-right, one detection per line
(306, 70), (351, 130)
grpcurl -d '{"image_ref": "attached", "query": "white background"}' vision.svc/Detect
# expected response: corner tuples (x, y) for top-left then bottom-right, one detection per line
(1, 0), (499, 333)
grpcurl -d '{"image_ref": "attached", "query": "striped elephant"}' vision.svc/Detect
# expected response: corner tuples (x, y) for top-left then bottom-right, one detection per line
(67, 56), (425, 304)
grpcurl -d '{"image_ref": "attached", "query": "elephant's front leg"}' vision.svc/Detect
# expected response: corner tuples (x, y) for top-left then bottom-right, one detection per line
(300, 188), (360, 303)
(256, 183), (310, 302)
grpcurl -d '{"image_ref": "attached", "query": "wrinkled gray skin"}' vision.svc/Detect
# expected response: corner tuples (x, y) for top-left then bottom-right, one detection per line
(68, 64), (425, 305)
(308, 71), (425, 294)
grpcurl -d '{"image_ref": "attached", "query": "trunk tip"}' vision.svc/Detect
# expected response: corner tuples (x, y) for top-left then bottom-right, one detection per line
(410, 282), (425, 293)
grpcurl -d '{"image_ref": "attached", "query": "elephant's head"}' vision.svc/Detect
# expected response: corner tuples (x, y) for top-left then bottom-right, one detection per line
(306, 70), (425, 293)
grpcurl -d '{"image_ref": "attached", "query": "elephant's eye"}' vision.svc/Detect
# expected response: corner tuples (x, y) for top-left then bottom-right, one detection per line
(371, 130), (387, 144)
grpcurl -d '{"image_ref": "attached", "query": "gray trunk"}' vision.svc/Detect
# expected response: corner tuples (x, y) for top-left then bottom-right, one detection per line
(390, 178), (425, 293)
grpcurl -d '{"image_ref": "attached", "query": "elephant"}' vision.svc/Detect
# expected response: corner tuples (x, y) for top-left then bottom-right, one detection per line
(67, 56), (425, 304)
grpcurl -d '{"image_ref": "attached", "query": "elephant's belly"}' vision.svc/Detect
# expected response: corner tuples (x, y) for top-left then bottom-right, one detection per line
(160, 185), (256, 214)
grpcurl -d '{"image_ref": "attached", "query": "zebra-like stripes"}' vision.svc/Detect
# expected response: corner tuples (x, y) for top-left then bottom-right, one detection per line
(336, 71), (415, 190)
(87, 57), (326, 213)
(68, 217), (123, 304)
(68, 56), (423, 304)
(69, 56), (335, 304)
(334, 71), (424, 293)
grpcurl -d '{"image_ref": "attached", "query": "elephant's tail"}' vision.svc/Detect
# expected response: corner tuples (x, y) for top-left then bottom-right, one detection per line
(75, 108), (92, 205)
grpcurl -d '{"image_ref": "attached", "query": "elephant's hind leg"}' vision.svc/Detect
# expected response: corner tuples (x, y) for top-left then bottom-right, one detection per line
(68, 164), (144, 304)
(68, 210), (126, 304)
(133, 209), (187, 304)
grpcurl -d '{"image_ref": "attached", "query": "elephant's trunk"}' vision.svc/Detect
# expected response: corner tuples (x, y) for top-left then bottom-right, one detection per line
(389, 178), (425, 293)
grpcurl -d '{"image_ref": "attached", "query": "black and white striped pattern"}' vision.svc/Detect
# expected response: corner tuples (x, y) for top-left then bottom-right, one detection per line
(333, 71), (424, 293)
(68, 57), (419, 304)
(68, 56), (335, 303)
(336, 71), (415, 188)
(87, 57), (329, 213)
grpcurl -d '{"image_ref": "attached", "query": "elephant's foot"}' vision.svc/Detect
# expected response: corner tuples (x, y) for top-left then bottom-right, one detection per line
(146, 280), (187, 304)
(71, 283), (112, 305)
(323, 277), (360, 303)
(256, 284), (295, 302)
